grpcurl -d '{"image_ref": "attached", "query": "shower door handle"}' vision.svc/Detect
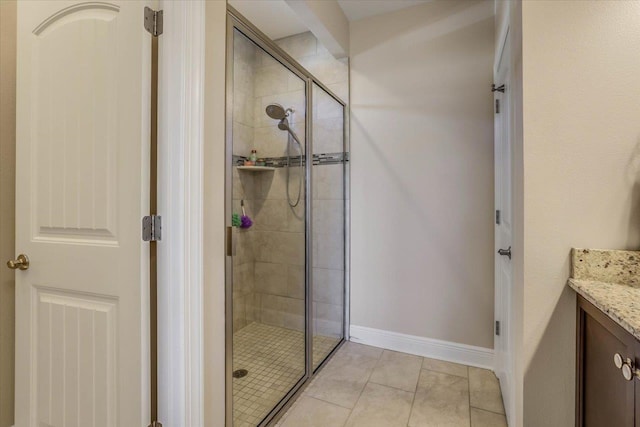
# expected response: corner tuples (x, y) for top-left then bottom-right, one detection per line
(226, 226), (237, 257)
(498, 247), (512, 260)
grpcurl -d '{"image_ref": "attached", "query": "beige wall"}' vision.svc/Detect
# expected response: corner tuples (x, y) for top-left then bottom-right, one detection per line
(349, 0), (496, 349)
(0, 1), (16, 426)
(522, 1), (640, 425)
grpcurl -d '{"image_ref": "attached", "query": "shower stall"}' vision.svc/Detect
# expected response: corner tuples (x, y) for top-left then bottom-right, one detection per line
(225, 7), (349, 427)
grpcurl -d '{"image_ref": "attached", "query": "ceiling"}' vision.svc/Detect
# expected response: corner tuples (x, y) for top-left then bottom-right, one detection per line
(228, 0), (309, 40)
(337, 0), (431, 22)
(229, 0), (431, 41)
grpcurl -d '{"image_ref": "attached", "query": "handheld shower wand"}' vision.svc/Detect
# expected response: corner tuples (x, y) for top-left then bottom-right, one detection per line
(265, 104), (303, 207)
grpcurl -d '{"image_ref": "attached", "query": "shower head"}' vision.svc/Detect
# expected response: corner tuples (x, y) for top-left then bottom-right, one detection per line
(278, 117), (289, 131)
(266, 103), (302, 146)
(265, 103), (287, 120)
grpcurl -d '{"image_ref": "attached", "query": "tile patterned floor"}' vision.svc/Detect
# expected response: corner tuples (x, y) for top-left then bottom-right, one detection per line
(276, 342), (507, 427)
(233, 323), (340, 427)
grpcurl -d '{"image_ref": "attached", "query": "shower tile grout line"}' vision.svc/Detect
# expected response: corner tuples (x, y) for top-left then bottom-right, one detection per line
(233, 322), (341, 426)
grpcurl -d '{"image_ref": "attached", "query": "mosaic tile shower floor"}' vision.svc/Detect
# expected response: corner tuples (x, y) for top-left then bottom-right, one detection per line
(233, 322), (341, 427)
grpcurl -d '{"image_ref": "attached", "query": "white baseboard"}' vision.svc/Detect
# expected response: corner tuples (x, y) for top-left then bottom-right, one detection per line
(349, 325), (494, 370)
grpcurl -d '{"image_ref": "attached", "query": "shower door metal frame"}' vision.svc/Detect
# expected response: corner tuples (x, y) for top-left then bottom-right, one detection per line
(224, 6), (349, 427)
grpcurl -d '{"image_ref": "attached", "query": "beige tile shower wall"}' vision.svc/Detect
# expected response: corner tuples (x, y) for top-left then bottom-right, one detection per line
(233, 33), (256, 156)
(311, 83), (346, 338)
(250, 34), (307, 332)
(232, 169), (258, 332)
(313, 164), (345, 338)
(250, 168), (306, 331)
(278, 31), (349, 102)
(232, 32), (258, 332)
(248, 34), (306, 333)
(290, 34), (347, 338)
(248, 31), (348, 333)
(252, 49), (305, 158)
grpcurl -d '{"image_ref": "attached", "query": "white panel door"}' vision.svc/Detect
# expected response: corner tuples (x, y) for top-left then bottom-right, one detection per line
(494, 31), (513, 422)
(14, 1), (153, 426)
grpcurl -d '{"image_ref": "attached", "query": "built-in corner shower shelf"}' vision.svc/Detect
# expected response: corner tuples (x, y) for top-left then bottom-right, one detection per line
(236, 166), (276, 172)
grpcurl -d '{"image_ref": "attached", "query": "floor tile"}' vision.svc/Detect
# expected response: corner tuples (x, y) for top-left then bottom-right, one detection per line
(468, 367), (505, 414)
(340, 341), (384, 360)
(408, 369), (471, 427)
(263, 340), (507, 427)
(232, 323), (340, 425)
(470, 408), (508, 427)
(328, 347), (376, 367)
(305, 350), (378, 408)
(345, 383), (414, 427)
(422, 357), (468, 378)
(280, 396), (350, 427)
(369, 349), (423, 392)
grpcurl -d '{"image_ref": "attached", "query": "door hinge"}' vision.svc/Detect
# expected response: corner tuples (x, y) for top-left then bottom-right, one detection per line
(495, 321), (501, 336)
(496, 209), (501, 225)
(495, 99), (500, 114)
(144, 7), (163, 37)
(142, 215), (162, 242)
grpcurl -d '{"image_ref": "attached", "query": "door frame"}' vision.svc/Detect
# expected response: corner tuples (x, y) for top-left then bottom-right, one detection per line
(156, 1), (206, 426)
(493, 25), (516, 426)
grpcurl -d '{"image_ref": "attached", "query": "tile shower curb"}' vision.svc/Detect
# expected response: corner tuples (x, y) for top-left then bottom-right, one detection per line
(349, 325), (494, 370)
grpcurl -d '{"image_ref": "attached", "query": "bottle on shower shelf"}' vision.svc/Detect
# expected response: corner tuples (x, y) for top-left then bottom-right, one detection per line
(249, 149), (257, 163)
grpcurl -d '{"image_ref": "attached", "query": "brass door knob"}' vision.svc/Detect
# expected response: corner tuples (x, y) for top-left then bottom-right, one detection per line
(7, 254), (29, 271)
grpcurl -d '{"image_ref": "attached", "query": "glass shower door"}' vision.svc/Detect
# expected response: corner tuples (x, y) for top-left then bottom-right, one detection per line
(311, 83), (346, 369)
(229, 28), (307, 426)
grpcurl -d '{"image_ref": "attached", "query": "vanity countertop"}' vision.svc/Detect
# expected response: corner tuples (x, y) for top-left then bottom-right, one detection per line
(569, 248), (640, 341)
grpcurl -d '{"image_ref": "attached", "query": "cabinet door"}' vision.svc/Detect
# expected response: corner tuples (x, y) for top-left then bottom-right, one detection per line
(577, 297), (635, 427)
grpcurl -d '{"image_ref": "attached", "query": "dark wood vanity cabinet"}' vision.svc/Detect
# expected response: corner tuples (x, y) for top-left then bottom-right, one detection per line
(576, 296), (637, 426)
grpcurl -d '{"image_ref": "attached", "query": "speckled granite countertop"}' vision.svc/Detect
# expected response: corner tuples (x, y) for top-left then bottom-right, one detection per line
(569, 248), (640, 340)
